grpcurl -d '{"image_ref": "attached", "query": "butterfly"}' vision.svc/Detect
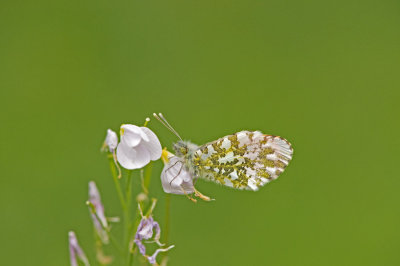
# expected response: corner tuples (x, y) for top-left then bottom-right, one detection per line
(154, 113), (293, 201)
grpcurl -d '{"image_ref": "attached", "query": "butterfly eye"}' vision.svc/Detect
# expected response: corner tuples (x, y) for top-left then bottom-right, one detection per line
(180, 147), (187, 155)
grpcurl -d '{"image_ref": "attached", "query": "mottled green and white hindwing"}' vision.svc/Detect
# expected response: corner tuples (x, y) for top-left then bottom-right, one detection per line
(192, 131), (293, 191)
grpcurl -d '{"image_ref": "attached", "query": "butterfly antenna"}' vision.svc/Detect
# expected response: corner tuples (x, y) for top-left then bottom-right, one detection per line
(153, 113), (183, 140)
(153, 113), (172, 133)
(158, 113), (183, 140)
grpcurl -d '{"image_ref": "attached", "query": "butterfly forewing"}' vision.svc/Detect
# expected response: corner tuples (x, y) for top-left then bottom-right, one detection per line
(192, 131), (293, 191)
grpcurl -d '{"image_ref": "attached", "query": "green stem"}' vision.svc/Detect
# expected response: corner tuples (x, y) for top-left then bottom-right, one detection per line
(164, 193), (171, 245)
(108, 155), (126, 209)
(127, 250), (134, 266)
(143, 161), (153, 190)
(124, 170), (133, 265)
(128, 162), (154, 255)
(145, 198), (157, 217)
(88, 201), (123, 254)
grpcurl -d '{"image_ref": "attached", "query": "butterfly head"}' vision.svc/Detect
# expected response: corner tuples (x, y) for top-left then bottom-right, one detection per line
(173, 140), (199, 157)
(173, 141), (189, 156)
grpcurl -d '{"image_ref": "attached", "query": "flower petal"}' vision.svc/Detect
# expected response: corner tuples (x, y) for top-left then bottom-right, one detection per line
(88, 182), (108, 244)
(136, 217), (154, 240)
(140, 127), (162, 161)
(161, 156), (194, 194)
(117, 142), (150, 169)
(105, 129), (118, 152)
(135, 239), (146, 256)
(69, 231), (90, 266)
(152, 221), (163, 246)
(121, 124), (149, 147)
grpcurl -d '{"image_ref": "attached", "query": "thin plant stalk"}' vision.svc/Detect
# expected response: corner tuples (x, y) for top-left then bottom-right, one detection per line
(164, 193), (171, 245)
(143, 161), (153, 191)
(129, 162), (154, 253)
(87, 201), (123, 254)
(108, 155), (126, 209)
(124, 170), (133, 265)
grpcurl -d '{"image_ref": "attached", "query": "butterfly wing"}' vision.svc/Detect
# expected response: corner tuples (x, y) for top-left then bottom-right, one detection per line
(192, 131), (293, 191)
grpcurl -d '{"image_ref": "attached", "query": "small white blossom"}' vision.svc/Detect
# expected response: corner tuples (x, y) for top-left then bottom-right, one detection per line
(161, 151), (194, 195)
(103, 129), (118, 152)
(117, 124), (162, 169)
(88, 181), (108, 244)
(69, 231), (90, 266)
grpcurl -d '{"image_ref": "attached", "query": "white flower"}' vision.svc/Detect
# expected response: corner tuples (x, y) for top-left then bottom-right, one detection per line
(161, 151), (195, 195)
(103, 129), (118, 152)
(88, 181), (108, 244)
(117, 124), (162, 169)
(69, 231), (90, 266)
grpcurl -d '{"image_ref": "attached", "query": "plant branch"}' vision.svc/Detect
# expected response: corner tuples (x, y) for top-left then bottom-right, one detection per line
(108, 155), (126, 209)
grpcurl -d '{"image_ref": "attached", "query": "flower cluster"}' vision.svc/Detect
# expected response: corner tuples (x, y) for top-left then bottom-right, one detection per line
(69, 118), (201, 266)
(104, 123), (197, 195)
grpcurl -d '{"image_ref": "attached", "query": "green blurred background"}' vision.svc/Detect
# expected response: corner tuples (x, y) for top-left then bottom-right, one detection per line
(1, 0), (400, 265)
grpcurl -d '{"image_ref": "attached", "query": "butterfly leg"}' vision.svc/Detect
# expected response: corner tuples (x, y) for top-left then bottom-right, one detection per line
(194, 188), (214, 201)
(169, 162), (184, 185)
(180, 187), (197, 203)
(165, 160), (184, 185)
